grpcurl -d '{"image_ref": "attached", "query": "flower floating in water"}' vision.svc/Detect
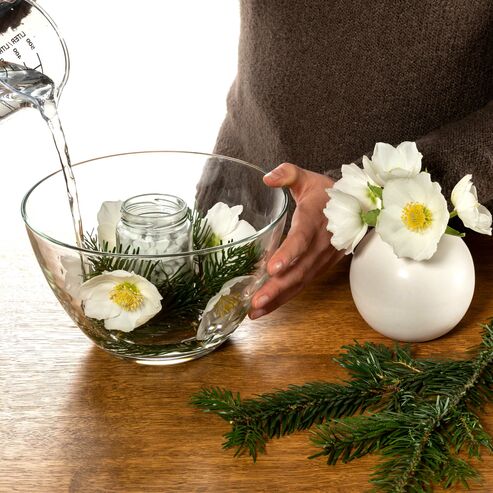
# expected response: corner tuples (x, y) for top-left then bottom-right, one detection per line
(61, 256), (85, 300)
(79, 270), (162, 332)
(363, 141), (422, 186)
(451, 174), (492, 235)
(196, 275), (256, 341)
(97, 200), (122, 250)
(375, 172), (449, 260)
(203, 202), (256, 246)
(324, 141), (492, 261)
(324, 189), (368, 254)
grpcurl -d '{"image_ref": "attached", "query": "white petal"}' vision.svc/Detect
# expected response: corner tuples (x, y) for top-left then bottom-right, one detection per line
(372, 142), (402, 173)
(135, 299), (162, 326)
(97, 223), (117, 251)
(202, 291), (224, 314)
(227, 219), (257, 243)
(79, 270), (162, 331)
(104, 311), (141, 332)
(97, 200), (123, 225)
(204, 202), (242, 238)
(61, 256), (84, 299)
(362, 155), (383, 186)
(80, 282), (117, 301)
(97, 201), (122, 249)
(474, 205), (493, 235)
(382, 173), (438, 208)
(458, 204), (492, 235)
(79, 278), (116, 299)
(333, 163), (380, 211)
(376, 173), (448, 260)
(451, 174), (473, 207)
(136, 279), (164, 302)
(197, 275), (255, 340)
(450, 175), (491, 234)
(105, 270), (135, 279)
(376, 209), (441, 261)
(324, 190), (367, 253)
(396, 141), (422, 175)
(83, 298), (122, 319)
(367, 142), (422, 184)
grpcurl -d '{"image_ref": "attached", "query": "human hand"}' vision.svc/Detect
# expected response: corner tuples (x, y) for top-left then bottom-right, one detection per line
(249, 163), (344, 319)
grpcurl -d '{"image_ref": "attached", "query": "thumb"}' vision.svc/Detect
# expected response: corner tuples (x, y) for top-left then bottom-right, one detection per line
(264, 163), (305, 194)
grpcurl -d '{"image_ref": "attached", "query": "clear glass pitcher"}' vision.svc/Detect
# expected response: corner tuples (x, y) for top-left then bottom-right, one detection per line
(0, 0), (69, 119)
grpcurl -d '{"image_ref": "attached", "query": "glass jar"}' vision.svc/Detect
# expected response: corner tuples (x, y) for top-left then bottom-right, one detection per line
(116, 193), (192, 281)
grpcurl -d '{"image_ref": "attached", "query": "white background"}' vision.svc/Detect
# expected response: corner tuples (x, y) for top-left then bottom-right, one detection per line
(1, 0), (240, 247)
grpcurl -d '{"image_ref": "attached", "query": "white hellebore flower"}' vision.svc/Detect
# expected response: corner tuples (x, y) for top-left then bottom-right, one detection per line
(451, 174), (492, 235)
(376, 172), (449, 261)
(196, 275), (256, 341)
(80, 270), (162, 332)
(204, 202), (256, 246)
(324, 189), (368, 254)
(333, 163), (382, 211)
(61, 256), (84, 300)
(97, 200), (123, 250)
(363, 141), (422, 186)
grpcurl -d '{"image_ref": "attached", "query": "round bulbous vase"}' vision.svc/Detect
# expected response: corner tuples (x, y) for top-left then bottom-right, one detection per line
(349, 230), (475, 342)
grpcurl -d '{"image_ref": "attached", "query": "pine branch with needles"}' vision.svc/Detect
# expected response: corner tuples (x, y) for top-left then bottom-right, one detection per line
(192, 319), (493, 492)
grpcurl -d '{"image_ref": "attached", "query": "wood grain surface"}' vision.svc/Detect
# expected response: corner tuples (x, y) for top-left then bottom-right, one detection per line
(1, 234), (492, 493)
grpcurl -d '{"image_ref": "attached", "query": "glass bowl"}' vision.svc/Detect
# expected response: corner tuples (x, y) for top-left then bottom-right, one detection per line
(21, 151), (288, 364)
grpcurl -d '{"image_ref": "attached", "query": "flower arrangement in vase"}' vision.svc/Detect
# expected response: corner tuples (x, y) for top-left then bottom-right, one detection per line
(323, 141), (492, 341)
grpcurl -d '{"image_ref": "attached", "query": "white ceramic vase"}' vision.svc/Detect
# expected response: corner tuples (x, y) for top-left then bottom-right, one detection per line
(349, 230), (475, 342)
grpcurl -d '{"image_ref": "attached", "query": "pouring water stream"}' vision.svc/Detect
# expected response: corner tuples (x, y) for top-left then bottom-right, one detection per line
(0, 61), (84, 247)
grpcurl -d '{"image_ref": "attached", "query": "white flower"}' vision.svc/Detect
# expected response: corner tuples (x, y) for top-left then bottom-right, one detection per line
(324, 189), (368, 254)
(196, 275), (256, 341)
(203, 202), (256, 246)
(97, 200), (122, 250)
(79, 270), (162, 332)
(376, 172), (449, 261)
(451, 174), (492, 235)
(333, 163), (382, 211)
(61, 256), (84, 300)
(363, 142), (422, 186)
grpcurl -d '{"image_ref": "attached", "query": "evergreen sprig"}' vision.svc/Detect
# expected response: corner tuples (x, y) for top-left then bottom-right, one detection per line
(82, 231), (158, 280)
(192, 319), (493, 492)
(82, 209), (262, 323)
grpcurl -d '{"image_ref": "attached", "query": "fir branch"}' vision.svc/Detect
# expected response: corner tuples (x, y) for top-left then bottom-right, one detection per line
(191, 319), (493, 491)
(82, 231), (158, 280)
(192, 378), (396, 461)
(192, 207), (213, 251)
(82, 216), (262, 322)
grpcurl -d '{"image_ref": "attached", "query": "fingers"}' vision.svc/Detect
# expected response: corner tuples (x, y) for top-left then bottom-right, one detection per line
(266, 202), (325, 276)
(249, 250), (340, 319)
(263, 163), (306, 196)
(266, 223), (315, 277)
(249, 281), (306, 320)
(250, 239), (340, 319)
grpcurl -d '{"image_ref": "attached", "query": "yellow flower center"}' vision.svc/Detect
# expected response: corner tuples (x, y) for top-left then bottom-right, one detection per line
(207, 233), (222, 247)
(110, 282), (144, 311)
(401, 202), (433, 232)
(213, 294), (240, 317)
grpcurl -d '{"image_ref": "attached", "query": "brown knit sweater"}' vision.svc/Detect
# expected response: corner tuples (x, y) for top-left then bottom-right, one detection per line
(214, 0), (493, 214)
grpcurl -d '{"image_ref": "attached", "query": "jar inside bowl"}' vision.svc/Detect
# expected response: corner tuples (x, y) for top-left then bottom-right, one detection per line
(116, 194), (192, 282)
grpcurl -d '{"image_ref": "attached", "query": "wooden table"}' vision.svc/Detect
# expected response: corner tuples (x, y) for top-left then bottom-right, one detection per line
(1, 234), (492, 493)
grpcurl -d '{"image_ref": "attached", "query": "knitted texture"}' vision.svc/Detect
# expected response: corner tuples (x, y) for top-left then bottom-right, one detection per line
(0, 1), (32, 35)
(214, 0), (493, 212)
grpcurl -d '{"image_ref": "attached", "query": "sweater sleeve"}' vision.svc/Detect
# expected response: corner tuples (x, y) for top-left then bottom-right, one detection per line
(325, 101), (493, 212)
